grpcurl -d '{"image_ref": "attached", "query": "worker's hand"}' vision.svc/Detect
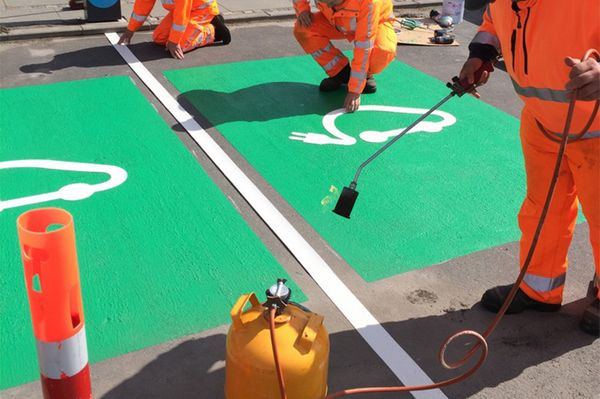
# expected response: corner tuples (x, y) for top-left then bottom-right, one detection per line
(118, 29), (134, 45)
(166, 41), (184, 60)
(565, 57), (600, 101)
(344, 92), (361, 113)
(297, 11), (312, 27)
(459, 57), (491, 98)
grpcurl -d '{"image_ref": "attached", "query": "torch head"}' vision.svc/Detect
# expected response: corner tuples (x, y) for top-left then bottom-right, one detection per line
(332, 185), (359, 218)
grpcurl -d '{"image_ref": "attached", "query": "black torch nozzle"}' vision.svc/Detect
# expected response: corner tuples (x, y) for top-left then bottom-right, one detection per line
(332, 182), (359, 219)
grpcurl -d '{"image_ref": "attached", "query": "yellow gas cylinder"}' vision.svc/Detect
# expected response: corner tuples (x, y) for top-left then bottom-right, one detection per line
(225, 281), (329, 399)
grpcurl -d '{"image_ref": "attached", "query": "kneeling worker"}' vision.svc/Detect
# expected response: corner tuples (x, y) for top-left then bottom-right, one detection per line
(118, 0), (231, 60)
(293, 0), (397, 112)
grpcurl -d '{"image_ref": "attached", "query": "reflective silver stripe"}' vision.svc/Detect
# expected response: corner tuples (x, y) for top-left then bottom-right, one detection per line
(36, 326), (88, 379)
(186, 28), (200, 46)
(311, 43), (333, 59)
(471, 31), (500, 49)
(354, 39), (372, 49)
(349, 17), (357, 32)
(323, 55), (343, 71)
(357, 47), (370, 77)
(523, 273), (566, 293)
(366, 2), (373, 37)
(350, 71), (366, 88)
(547, 129), (600, 140)
(172, 23), (186, 32)
(511, 79), (571, 103)
(130, 12), (147, 22)
(161, 0), (174, 4)
(351, 70), (367, 80)
(352, 2), (373, 79)
(195, 0), (215, 10)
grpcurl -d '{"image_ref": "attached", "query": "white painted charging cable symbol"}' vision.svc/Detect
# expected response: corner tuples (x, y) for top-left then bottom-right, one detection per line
(289, 105), (457, 146)
(0, 160), (128, 212)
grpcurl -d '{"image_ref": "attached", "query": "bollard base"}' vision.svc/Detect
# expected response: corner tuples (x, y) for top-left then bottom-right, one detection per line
(41, 364), (92, 399)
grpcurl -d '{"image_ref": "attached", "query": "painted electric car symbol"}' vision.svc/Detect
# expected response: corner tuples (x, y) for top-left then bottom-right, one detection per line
(0, 160), (128, 212)
(289, 105), (457, 145)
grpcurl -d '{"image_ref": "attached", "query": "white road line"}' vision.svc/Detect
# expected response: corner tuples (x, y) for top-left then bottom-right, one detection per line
(105, 32), (446, 399)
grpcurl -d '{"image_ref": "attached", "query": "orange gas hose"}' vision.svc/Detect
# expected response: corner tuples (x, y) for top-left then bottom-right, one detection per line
(270, 307), (288, 399)
(271, 49), (600, 399)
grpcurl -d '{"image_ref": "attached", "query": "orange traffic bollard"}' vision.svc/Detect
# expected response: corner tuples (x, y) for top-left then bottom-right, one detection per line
(17, 207), (92, 399)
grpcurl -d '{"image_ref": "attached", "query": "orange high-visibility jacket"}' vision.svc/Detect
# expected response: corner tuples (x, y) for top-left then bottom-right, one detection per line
(128, 0), (219, 44)
(294, 0), (395, 93)
(471, 0), (600, 138)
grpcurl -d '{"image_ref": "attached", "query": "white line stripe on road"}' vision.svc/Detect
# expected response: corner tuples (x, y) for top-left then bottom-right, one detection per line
(105, 32), (446, 399)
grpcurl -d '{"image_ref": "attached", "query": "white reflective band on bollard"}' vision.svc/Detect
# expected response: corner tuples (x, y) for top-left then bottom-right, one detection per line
(35, 326), (88, 379)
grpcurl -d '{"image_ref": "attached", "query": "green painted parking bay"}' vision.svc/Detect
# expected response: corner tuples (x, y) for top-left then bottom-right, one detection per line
(166, 55), (525, 282)
(0, 76), (304, 389)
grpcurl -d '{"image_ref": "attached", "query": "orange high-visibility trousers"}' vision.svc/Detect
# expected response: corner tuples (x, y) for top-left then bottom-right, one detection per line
(153, 11), (215, 52)
(518, 108), (600, 304)
(293, 12), (396, 80)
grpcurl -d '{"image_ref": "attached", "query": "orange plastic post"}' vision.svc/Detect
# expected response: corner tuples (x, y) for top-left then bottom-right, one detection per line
(17, 207), (92, 399)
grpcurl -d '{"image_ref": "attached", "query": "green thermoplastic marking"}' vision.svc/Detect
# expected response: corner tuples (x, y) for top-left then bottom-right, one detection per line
(0, 76), (304, 389)
(166, 55), (528, 281)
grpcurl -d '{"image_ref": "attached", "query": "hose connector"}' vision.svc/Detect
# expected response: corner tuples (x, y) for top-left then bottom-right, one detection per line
(264, 278), (291, 315)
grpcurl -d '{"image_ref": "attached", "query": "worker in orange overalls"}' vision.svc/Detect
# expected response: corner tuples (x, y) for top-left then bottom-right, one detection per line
(293, 0), (397, 112)
(118, 0), (231, 60)
(460, 0), (600, 335)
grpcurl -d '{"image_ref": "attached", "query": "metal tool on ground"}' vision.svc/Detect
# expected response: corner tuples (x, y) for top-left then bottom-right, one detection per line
(399, 18), (424, 30)
(332, 60), (495, 218)
(432, 28), (455, 44)
(430, 10), (453, 27)
(434, 28), (453, 37)
(433, 34), (455, 44)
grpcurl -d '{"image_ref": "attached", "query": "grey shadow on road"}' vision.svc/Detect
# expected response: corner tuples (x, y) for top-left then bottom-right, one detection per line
(18, 41), (228, 75)
(101, 298), (597, 399)
(175, 82), (337, 130)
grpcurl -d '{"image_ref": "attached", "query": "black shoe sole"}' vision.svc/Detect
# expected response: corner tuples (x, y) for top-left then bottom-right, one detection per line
(482, 300), (561, 314)
(481, 289), (561, 314)
(362, 86), (376, 94)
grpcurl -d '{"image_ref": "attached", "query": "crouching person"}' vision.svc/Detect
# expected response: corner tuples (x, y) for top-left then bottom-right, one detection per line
(119, 0), (231, 59)
(293, 0), (397, 112)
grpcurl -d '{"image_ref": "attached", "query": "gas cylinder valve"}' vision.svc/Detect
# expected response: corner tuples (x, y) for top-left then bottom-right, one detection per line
(264, 278), (292, 315)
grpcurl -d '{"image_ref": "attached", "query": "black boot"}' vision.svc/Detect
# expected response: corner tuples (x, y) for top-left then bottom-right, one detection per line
(481, 284), (561, 314)
(580, 298), (599, 336)
(319, 64), (351, 92)
(212, 14), (231, 45)
(362, 75), (376, 94)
